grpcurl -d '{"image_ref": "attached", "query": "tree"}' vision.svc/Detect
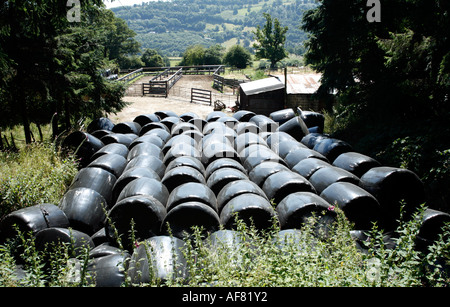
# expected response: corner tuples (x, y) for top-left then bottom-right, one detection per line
(0, 1), (129, 142)
(204, 44), (225, 65)
(179, 45), (206, 66)
(141, 49), (165, 67)
(224, 45), (252, 69)
(101, 10), (142, 69)
(253, 13), (288, 69)
(301, 0), (450, 212)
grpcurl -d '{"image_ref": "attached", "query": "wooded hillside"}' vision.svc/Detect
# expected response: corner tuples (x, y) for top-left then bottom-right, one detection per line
(111, 0), (318, 56)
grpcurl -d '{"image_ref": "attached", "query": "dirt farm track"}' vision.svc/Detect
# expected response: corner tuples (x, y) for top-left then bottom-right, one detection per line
(110, 75), (236, 124)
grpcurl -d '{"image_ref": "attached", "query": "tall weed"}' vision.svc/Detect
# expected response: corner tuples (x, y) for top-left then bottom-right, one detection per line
(0, 143), (78, 218)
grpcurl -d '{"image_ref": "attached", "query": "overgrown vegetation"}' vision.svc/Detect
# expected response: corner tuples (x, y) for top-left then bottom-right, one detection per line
(0, 206), (448, 287)
(0, 143), (78, 219)
(303, 0), (450, 213)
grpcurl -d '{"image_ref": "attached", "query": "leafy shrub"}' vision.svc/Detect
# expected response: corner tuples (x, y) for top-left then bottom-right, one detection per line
(0, 143), (78, 219)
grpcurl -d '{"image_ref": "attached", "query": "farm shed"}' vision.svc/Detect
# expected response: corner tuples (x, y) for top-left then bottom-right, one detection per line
(273, 73), (333, 112)
(239, 77), (286, 116)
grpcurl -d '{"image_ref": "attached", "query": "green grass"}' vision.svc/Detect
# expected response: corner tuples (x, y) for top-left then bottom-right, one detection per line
(0, 142), (79, 219)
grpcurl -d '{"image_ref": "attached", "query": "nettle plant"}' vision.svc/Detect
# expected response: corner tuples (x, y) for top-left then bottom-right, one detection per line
(1, 206), (449, 287)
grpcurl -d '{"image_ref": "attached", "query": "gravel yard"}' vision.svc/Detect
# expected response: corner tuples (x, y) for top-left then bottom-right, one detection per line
(111, 75), (236, 124)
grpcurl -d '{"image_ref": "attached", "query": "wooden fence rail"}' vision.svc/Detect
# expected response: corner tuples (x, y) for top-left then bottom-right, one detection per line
(191, 88), (212, 106)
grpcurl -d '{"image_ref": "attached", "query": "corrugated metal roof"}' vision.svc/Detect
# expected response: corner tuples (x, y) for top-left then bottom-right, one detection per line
(274, 73), (322, 95)
(240, 77), (285, 96)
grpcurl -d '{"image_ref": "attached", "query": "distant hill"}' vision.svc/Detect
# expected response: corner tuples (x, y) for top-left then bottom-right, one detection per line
(111, 0), (319, 57)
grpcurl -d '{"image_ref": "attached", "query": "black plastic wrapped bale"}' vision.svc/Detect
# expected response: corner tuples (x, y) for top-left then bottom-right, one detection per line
(161, 166), (206, 194)
(235, 132), (268, 154)
(160, 116), (182, 132)
(90, 143), (129, 162)
(262, 170), (316, 205)
(69, 167), (117, 208)
(202, 142), (240, 166)
(301, 133), (329, 149)
(220, 194), (278, 231)
(320, 182), (382, 230)
(112, 168), (161, 204)
(276, 192), (336, 239)
(188, 118), (207, 132)
(204, 125), (237, 144)
(88, 153), (127, 179)
(205, 230), (252, 267)
(273, 139), (308, 160)
(133, 114), (160, 127)
(162, 202), (221, 239)
(216, 179), (268, 214)
(206, 111), (227, 122)
(139, 123), (170, 137)
(155, 110), (178, 119)
(166, 182), (217, 213)
(181, 129), (204, 145)
(141, 127), (171, 144)
(250, 114), (279, 133)
(270, 108), (296, 125)
(91, 228), (108, 247)
(332, 152), (382, 178)
(105, 195), (166, 251)
(216, 116), (239, 128)
(112, 122), (141, 135)
(163, 143), (201, 166)
(206, 229), (248, 250)
(418, 209), (450, 242)
(127, 142), (164, 162)
(313, 138), (353, 163)
(89, 244), (125, 258)
(127, 236), (187, 284)
(166, 156), (206, 176)
(0, 204), (69, 244)
(300, 111), (325, 133)
(291, 157), (332, 180)
(206, 167), (249, 195)
(202, 132), (233, 150)
(116, 177), (169, 207)
(124, 155), (166, 179)
(284, 147), (329, 168)
(179, 112), (200, 122)
(272, 229), (303, 249)
(35, 227), (95, 258)
(63, 131), (104, 168)
(359, 167), (426, 229)
(59, 188), (107, 235)
(233, 110), (256, 122)
(266, 131), (297, 148)
(87, 253), (130, 287)
(91, 129), (112, 140)
(248, 161), (290, 187)
(204, 158), (247, 181)
(234, 122), (260, 136)
(416, 209), (450, 251)
(128, 134), (165, 151)
(162, 134), (199, 155)
(101, 133), (137, 148)
(309, 166), (360, 195)
(87, 117), (115, 133)
(276, 116), (310, 142)
(170, 122), (199, 137)
(243, 146), (286, 172)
